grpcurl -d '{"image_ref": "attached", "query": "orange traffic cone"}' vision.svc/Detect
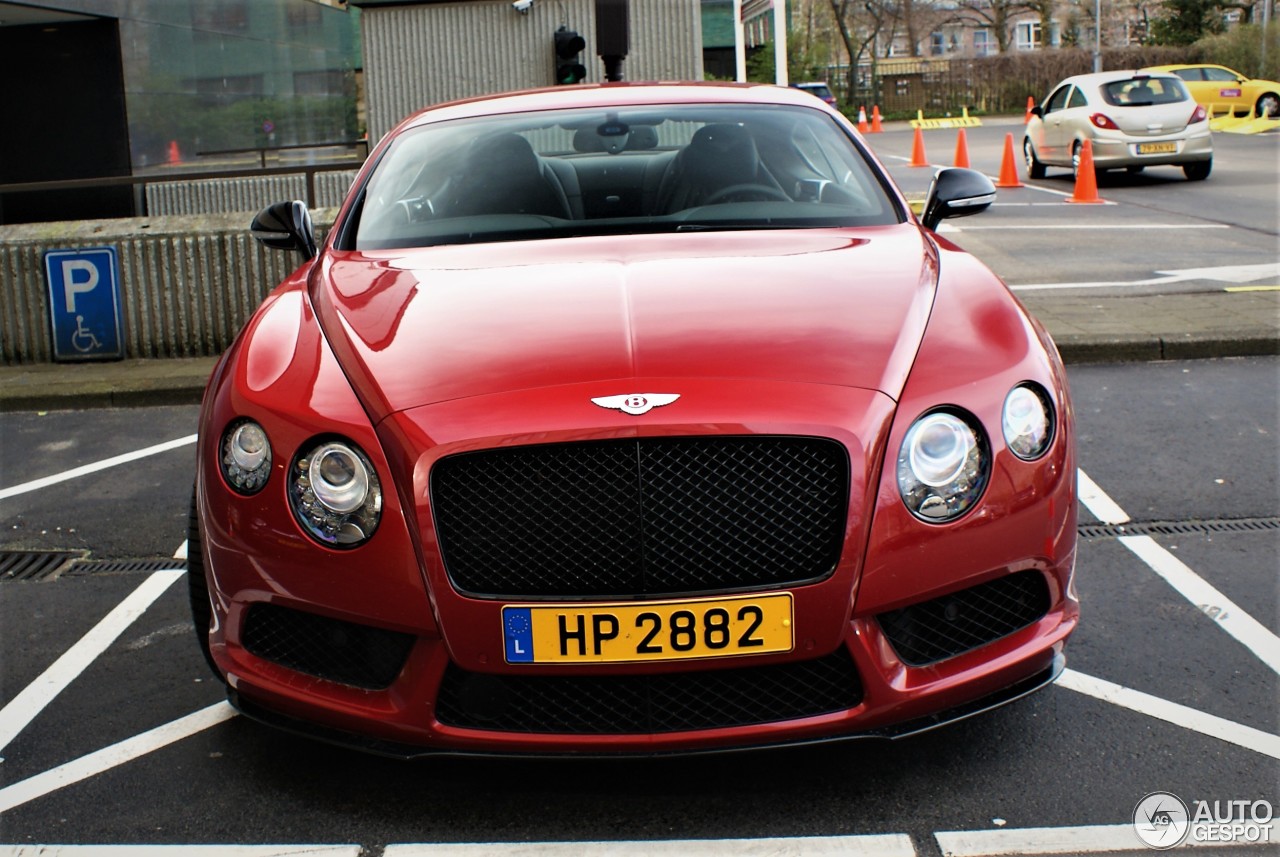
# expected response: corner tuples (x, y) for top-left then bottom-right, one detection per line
(953, 129), (970, 168)
(1024, 96), (1035, 124)
(1066, 139), (1104, 204)
(996, 133), (1024, 188)
(857, 105), (870, 133)
(909, 126), (929, 167)
(870, 105), (884, 133)
(167, 140), (182, 165)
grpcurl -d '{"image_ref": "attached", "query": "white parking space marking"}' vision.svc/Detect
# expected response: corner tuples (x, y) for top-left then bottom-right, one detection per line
(1077, 469), (1130, 525)
(955, 224), (1231, 230)
(1077, 469), (1280, 675)
(0, 848), (360, 856)
(0, 435), (197, 501)
(1012, 262), (1280, 291)
(935, 819), (1279, 855)
(0, 569), (186, 753)
(1058, 669), (1280, 759)
(0, 702), (237, 814)
(1120, 535), (1280, 676)
(385, 835), (918, 856)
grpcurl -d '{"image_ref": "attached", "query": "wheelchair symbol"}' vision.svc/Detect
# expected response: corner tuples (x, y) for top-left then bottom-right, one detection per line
(71, 315), (103, 353)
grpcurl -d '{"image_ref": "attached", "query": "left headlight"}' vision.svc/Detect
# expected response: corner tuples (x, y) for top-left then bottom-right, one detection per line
(289, 438), (382, 547)
(220, 420), (272, 495)
(897, 410), (990, 522)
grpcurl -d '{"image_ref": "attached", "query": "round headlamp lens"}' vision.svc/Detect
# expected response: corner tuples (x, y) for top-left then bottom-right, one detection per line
(908, 414), (974, 486)
(220, 420), (271, 494)
(310, 443), (370, 514)
(1003, 384), (1054, 460)
(290, 439), (382, 547)
(897, 410), (989, 522)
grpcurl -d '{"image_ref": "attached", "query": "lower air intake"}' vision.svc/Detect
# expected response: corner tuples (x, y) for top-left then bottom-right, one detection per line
(877, 570), (1051, 666)
(241, 603), (414, 690)
(435, 648), (862, 734)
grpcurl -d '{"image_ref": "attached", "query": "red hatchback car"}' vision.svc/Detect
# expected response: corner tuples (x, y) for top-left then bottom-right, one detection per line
(192, 82), (1078, 756)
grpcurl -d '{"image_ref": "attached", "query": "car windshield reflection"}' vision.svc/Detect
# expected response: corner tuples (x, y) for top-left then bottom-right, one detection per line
(354, 103), (901, 250)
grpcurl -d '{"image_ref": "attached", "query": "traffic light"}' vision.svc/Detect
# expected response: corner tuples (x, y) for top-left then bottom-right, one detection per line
(554, 27), (586, 85)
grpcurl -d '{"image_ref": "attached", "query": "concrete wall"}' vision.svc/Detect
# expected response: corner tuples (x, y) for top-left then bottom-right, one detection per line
(362, 0), (704, 141)
(0, 212), (332, 365)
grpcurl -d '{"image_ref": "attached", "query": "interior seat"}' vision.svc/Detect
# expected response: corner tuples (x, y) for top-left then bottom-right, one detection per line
(449, 133), (573, 219)
(655, 124), (773, 213)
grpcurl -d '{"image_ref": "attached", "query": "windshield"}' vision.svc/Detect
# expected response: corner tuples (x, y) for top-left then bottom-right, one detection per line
(351, 103), (901, 250)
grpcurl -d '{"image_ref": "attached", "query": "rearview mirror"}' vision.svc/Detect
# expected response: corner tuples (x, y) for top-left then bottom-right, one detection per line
(920, 168), (996, 231)
(250, 200), (317, 259)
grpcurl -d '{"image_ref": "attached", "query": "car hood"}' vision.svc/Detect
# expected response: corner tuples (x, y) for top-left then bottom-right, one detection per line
(312, 226), (938, 422)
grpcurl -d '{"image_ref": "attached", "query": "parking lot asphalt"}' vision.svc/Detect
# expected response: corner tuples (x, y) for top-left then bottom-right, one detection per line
(1, 288), (1276, 412)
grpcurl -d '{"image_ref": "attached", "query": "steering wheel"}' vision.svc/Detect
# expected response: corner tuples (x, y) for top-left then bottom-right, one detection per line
(704, 183), (791, 205)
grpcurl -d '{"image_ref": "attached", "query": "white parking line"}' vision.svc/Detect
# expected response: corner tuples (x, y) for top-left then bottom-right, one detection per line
(1077, 470), (1130, 525)
(0, 702), (237, 814)
(956, 224), (1230, 230)
(0, 569), (186, 753)
(1077, 469), (1280, 676)
(0, 435), (197, 501)
(935, 819), (1279, 855)
(1120, 535), (1280, 676)
(1058, 669), (1280, 759)
(384, 836), (918, 856)
(1011, 261), (1280, 291)
(0, 848), (359, 856)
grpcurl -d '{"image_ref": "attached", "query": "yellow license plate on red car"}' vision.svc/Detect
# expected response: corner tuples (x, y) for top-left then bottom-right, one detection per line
(1137, 142), (1177, 154)
(502, 593), (794, 664)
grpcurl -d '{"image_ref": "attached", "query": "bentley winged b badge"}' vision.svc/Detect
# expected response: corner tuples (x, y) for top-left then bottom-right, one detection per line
(591, 393), (680, 416)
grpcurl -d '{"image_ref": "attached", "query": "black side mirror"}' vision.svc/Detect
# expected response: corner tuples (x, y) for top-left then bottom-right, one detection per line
(250, 200), (317, 259)
(920, 167), (996, 231)
(1030, 105), (1044, 118)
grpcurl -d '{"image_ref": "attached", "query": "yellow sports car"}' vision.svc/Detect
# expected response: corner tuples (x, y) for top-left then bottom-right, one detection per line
(1144, 64), (1280, 118)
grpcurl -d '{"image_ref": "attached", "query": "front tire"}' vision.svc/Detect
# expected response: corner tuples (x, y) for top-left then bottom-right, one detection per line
(1183, 159), (1212, 181)
(1023, 138), (1046, 179)
(188, 487), (223, 681)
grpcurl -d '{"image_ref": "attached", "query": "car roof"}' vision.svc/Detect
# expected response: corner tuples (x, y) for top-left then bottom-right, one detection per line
(392, 82), (832, 134)
(1056, 70), (1183, 87)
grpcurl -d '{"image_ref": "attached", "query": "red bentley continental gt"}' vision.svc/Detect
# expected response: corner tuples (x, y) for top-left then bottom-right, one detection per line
(191, 82), (1078, 756)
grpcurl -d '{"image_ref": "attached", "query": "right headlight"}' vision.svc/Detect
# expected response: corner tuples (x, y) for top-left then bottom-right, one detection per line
(289, 438), (382, 548)
(1002, 383), (1055, 460)
(897, 410), (990, 522)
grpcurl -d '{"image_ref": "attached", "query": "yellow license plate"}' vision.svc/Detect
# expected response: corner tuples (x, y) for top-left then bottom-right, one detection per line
(502, 593), (794, 664)
(1137, 142), (1177, 154)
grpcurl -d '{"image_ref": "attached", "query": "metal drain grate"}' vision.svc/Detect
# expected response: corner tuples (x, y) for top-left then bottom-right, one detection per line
(0, 550), (87, 582)
(64, 558), (188, 576)
(1079, 517), (1280, 540)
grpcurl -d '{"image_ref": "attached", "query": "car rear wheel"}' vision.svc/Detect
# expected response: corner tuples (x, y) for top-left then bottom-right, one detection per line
(1023, 138), (1046, 179)
(1258, 93), (1280, 119)
(1183, 159), (1212, 181)
(188, 487), (224, 681)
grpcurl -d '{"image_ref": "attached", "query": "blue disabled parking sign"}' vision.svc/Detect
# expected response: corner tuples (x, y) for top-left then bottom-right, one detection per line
(44, 247), (124, 362)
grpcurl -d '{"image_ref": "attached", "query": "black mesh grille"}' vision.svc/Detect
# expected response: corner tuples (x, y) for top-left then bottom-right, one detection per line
(877, 570), (1051, 667)
(241, 604), (415, 690)
(436, 648), (862, 734)
(430, 437), (849, 598)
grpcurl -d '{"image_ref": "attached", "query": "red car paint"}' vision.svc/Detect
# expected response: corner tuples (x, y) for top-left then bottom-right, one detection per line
(193, 83), (1077, 756)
